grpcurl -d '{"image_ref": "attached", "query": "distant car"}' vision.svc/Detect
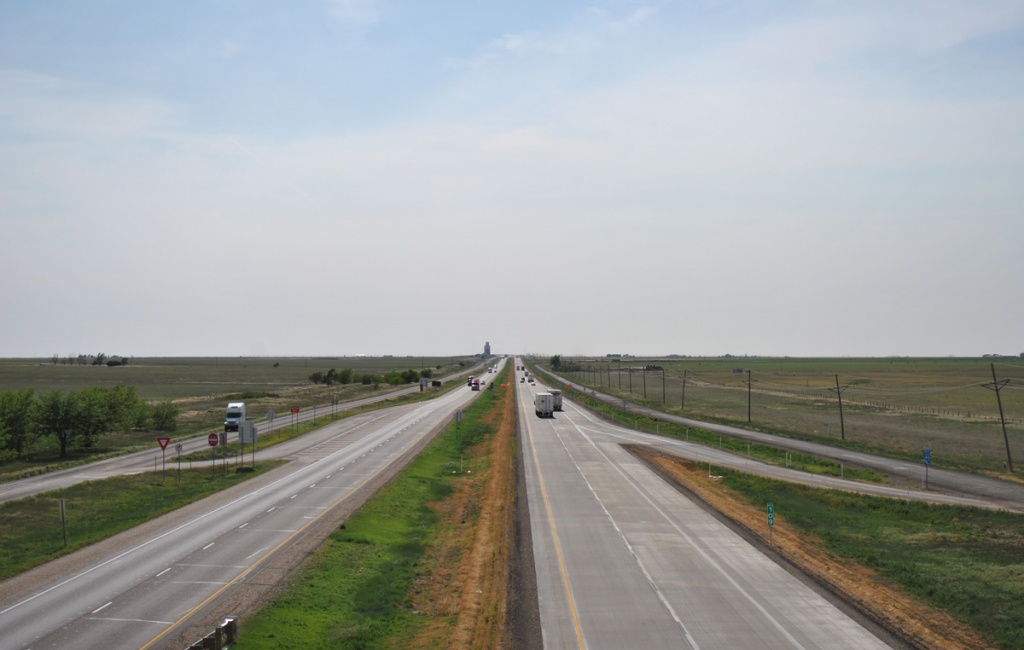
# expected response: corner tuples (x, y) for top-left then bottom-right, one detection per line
(520, 377), (525, 383)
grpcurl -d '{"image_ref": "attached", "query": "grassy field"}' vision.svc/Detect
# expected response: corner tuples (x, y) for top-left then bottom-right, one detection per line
(546, 356), (1024, 476)
(235, 366), (514, 649)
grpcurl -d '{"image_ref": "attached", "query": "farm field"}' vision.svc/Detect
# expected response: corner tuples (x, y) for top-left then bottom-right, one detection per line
(545, 356), (1024, 477)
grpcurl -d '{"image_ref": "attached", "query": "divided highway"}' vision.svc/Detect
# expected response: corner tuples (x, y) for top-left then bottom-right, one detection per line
(0, 370), (498, 650)
(517, 367), (894, 649)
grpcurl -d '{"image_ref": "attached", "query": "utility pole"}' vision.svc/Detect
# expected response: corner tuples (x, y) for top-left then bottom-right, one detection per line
(828, 374), (847, 440)
(681, 369), (688, 410)
(982, 363), (1013, 473)
(747, 369), (752, 423)
(643, 368), (647, 399)
(662, 368), (666, 404)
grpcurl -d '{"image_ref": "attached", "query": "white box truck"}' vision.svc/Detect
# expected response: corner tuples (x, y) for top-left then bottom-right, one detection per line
(535, 392), (555, 418)
(549, 389), (563, 411)
(225, 402), (246, 432)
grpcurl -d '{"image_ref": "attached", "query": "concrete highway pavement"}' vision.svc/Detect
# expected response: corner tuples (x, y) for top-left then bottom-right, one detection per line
(0, 374), (494, 650)
(517, 368), (895, 649)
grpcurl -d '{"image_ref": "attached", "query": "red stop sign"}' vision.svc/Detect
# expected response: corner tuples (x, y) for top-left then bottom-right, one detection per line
(208, 433), (219, 447)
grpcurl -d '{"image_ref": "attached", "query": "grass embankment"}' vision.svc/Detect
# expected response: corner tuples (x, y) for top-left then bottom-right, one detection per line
(633, 446), (1024, 649)
(236, 368), (517, 650)
(0, 462), (283, 581)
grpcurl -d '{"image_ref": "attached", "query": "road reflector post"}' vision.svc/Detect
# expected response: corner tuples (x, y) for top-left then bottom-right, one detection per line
(185, 616), (237, 650)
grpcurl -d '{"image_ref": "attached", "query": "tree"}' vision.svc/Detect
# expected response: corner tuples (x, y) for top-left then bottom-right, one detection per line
(35, 391), (76, 458)
(0, 389), (36, 457)
(150, 401), (179, 431)
(550, 355), (562, 370)
(401, 369), (420, 383)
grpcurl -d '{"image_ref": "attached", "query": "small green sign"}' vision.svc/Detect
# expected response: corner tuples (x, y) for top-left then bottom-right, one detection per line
(767, 502), (775, 527)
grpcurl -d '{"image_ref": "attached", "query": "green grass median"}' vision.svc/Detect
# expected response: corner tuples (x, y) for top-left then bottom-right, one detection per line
(235, 370), (510, 649)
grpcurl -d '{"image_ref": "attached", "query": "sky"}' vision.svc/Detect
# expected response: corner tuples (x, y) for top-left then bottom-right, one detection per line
(2, 0), (1023, 359)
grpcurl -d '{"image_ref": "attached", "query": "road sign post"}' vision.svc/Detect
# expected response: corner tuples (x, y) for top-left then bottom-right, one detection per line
(767, 502), (775, 545)
(156, 437), (171, 482)
(175, 443), (183, 482)
(923, 449), (932, 489)
(208, 432), (219, 476)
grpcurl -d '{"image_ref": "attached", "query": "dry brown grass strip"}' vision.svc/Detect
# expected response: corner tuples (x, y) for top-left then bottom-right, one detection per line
(405, 385), (517, 650)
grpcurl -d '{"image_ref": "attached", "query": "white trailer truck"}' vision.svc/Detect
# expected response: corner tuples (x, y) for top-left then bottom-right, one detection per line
(535, 392), (555, 418)
(224, 402), (246, 432)
(549, 389), (563, 411)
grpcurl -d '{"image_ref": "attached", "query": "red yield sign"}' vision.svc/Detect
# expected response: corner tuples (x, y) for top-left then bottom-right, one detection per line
(156, 437), (171, 450)
(208, 432), (220, 447)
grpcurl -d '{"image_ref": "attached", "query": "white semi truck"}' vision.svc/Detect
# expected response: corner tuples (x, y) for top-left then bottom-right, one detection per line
(549, 389), (563, 411)
(224, 402), (246, 432)
(535, 392), (555, 418)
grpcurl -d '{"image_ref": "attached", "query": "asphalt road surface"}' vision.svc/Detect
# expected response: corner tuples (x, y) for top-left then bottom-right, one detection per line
(518, 368), (895, 649)
(0, 377), (492, 650)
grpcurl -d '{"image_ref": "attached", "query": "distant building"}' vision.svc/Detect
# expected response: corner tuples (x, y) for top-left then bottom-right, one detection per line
(484, 341), (491, 358)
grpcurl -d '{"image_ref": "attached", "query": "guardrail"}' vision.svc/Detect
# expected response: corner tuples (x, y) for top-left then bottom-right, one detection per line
(185, 617), (237, 649)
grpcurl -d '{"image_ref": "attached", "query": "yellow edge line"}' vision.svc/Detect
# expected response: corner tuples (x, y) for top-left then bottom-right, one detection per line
(524, 398), (587, 649)
(140, 455), (404, 649)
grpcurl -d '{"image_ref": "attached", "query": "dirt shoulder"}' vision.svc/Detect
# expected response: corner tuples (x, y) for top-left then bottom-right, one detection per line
(628, 444), (991, 650)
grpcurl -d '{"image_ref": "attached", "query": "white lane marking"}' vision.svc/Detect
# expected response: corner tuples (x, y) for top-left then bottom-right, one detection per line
(565, 413), (807, 650)
(156, 568), (171, 578)
(92, 602), (112, 614)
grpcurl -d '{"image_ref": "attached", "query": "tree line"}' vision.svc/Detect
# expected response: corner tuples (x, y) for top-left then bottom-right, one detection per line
(309, 367), (435, 387)
(0, 385), (178, 461)
(50, 352), (130, 366)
